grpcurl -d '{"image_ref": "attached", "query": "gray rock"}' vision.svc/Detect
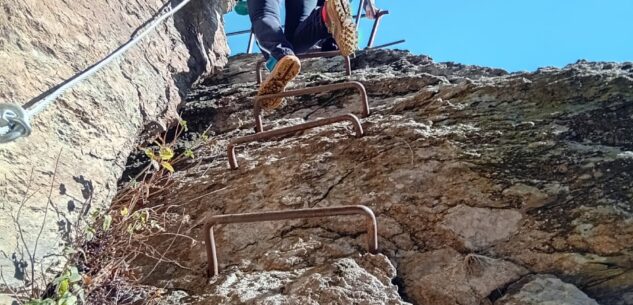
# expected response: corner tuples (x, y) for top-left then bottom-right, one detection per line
(495, 274), (600, 305)
(134, 49), (631, 304)
(0, 0), (231, 290)
(60, 45), (633, 305)
(441, 205), (523, 250)
(197, 255), (409, 305)
(400, 248), (527, 305)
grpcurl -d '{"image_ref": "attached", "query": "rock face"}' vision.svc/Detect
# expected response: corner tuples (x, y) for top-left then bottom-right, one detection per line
(0, 0), (231, 291)
(118, 49), (632, 304)
(495, 274), (600, 305)
(197, 255), (408, 305)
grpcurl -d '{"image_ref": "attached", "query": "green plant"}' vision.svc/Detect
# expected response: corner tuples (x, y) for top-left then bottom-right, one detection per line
(1, 150), (112, 304)
(114, 119), (210, 213)
(124, 209), (164, 235)
(26, 266), (84, 305)
(2, 118), (211, 304)
(68, 119), (212, 303)
(83, 208), (112, 241)
(145, 146), (175, 173)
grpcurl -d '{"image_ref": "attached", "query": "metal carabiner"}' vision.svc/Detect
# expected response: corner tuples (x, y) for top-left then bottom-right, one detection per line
(0, 103), (32, 144)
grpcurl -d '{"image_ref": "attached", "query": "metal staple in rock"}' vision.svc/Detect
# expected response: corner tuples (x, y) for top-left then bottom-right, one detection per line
(228, 113), (364, 169)
(254, 81), (370, 133)
(203, 205), (379, 277)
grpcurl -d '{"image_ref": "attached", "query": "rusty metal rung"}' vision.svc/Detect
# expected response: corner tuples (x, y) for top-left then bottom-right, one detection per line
(254, 81), (369, 133)
(366, 10), (390, 48)
(355, 0), (365, 26)
(256, 51), (351, 84)
(369, 39), (406, 50)
(228, 113), (363, 169)
(204, 205), (379, 277)
(296, 50), (347, 60)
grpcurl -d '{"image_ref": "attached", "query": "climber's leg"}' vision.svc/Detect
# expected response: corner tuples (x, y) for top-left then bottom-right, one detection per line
(288, 0), (357, 56)
(284, 0), (329, 54)
(284, 0), (318, 41)
(249, 0), (302, 110)
(247, 0), (294, 60)
(313, 0), (338, 51)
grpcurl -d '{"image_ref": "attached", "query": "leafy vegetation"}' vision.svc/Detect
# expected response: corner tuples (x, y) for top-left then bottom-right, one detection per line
(2, 119), (210, 304)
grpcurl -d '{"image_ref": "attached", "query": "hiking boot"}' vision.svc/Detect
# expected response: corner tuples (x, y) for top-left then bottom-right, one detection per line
(324, 0), (358, 57)
(257, 55), (301, 110)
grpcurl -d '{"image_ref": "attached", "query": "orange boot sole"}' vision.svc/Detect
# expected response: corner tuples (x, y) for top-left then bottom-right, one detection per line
(257, 55), (302, 110)
(325, 0), (358, 57)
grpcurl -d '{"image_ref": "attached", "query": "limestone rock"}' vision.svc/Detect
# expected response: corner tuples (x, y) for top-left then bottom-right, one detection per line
(111, 49), (633, 304)
(0, 0), (231, 289)
(400, 248), (527, 305)
(440, 205), (523, 250)
(495, 274), (600, 305)
(198, 255), (409, 305)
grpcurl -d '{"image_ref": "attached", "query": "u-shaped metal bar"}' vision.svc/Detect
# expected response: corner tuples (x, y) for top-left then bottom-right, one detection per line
(366, 10), (390, 48)
(254, 81), (369, 133)
(228, 113), (363, 169)
(203, 205), (378, 278)
(256, 51), (352, 84)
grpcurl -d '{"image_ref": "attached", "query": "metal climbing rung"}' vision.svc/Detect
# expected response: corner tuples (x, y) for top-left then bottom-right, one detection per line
(354, 0), (371, 27)
(369, 39), (406, 50)
(227, 81), (369, 169)
(203, 205), (379, 277)
(366, 10), (389, 48)
(256, 51), (352, 84)
(254, 81), (369, 133)
(228, 113), (363, 169)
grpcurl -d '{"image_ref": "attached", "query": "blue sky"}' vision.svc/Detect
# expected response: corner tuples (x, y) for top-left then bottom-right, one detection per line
(223, 0), (632, 72)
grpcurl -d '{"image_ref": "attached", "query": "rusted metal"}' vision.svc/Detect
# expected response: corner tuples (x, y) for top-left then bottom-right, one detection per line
(204, 205), (378, 277)
(228, 113), (363, 169)
(297, 50), (346, 60)
(256, 51), (351, 84)
(246, 32), (255, 54)
(366, 10), (389, 48)
(253, 81), (369, 133)
(369, 39), (406, 50)
(227, 29), (252, 37)
(355, 0), (366, 27)
(255, 59), (263, 83)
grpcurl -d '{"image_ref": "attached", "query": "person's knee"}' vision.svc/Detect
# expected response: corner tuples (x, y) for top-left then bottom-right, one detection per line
(253, 16), (280, 31)
(252, 16), (285, 48)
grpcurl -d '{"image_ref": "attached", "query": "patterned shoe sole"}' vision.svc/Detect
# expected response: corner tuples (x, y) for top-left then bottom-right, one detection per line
(257, 55), (301, 110)
(326, 0), (358, 57)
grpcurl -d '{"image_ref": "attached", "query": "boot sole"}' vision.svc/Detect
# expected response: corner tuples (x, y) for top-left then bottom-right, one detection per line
(326, 0), (358, 57)
(257, 56), (301, 110)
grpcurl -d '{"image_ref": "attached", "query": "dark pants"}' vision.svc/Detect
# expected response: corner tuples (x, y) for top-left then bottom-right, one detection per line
(248, 0), (331, 60)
